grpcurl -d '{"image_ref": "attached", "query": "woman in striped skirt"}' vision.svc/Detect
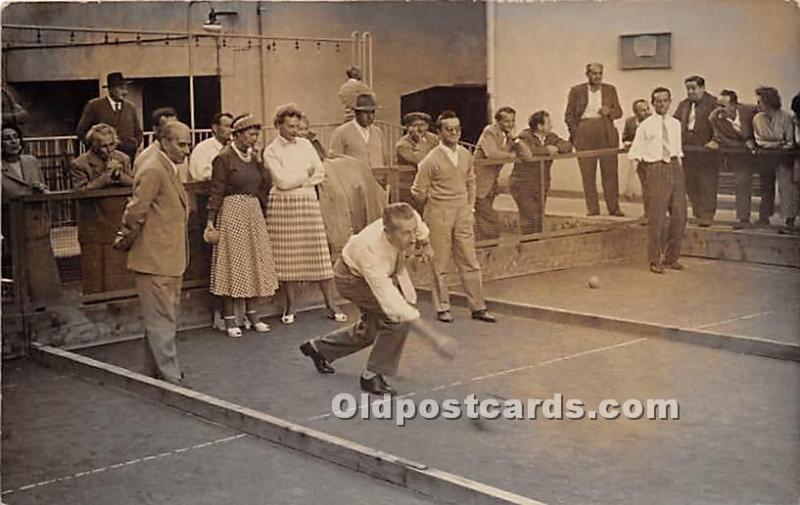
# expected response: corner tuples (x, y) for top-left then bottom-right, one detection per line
(205, 114), (279, 337)
(264, 104), (346, 324)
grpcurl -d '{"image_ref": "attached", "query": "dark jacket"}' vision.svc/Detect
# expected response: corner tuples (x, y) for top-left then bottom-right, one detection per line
(511, 129), (572, 183)
(709, 104), (758, 148)
(76, 97), (143, 159)
(622, 116), (644, 144)
(71, 149), (133, 243)
(564, 82), (623, 144)
(674, 92), (718, 146)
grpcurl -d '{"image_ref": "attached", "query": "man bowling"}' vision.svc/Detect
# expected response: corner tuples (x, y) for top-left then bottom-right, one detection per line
(300, 203), (455, 395)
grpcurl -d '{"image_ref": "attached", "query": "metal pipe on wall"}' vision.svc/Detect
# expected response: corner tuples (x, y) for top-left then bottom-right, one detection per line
(485, 0), (496, 122)
(257, 2), (268, 127)
(351, 31), (360, 67)
(187, 1), (196, 132)
(362, 32), (373, 88)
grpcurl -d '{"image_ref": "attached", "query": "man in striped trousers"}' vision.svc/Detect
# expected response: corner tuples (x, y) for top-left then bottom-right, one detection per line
(627, 87), (687, 274)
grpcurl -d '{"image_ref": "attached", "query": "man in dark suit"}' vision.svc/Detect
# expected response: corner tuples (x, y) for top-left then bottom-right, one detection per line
(76, 72), (143, 161)
(674, 76), (720, 227)
(564, 62), (624, 216)
(71, 123), (133, 294)
(708, 90), (759, 229)
(115, 121), (191, 385)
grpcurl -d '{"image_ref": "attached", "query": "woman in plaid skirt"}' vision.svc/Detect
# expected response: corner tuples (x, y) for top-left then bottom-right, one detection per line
(205, 114), (279, 337)
(264, 104), (346, 324)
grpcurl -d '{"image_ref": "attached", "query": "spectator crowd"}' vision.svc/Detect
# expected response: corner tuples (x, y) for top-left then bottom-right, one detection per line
(2, 63), (798, 392)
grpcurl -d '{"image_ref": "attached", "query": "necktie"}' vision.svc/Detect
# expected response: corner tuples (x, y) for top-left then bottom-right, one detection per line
(687, 103), (696, 131)
(662, 118), (671, 162)
(393, 250), (416, 304)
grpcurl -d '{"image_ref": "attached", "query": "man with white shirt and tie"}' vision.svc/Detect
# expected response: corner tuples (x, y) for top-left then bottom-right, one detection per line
(299, 203), (453, 396)
(628, 87), (687, 274)
(76, 72), (143, 161)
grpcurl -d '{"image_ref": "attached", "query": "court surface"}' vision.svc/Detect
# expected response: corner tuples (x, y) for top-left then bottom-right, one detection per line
(73, 257), (800, 505)
(483, 257), (800, 344)
(1, 360), (440, 505)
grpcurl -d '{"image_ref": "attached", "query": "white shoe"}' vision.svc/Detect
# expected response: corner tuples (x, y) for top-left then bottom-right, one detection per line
(226, 326), (243, 338)
(252, 321), (271, 333)
(281, 312), (295, 324)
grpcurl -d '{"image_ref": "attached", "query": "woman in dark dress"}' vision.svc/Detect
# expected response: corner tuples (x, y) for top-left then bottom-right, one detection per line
(204, 114), (279, 337)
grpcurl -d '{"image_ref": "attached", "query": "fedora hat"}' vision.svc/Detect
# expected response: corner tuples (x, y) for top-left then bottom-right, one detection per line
(353, 93), (378, 112)
(103, 72), (133, 88)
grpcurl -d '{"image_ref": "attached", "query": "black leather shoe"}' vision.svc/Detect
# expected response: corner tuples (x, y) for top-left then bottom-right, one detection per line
(437, 310), (454, 323)
(650, 264), (665, 274)
(471, 310), (497, 323)
(609, 210), (626, 217)
(360, 374), (395, 396)
(300, 342), (335, 374)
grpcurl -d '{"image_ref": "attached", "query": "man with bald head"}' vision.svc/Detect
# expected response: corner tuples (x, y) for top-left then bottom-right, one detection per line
(565, 62), (624, 216)
(115, 121), (192, 385)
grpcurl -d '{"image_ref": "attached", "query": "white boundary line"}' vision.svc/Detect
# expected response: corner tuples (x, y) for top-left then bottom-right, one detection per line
(305, 337), (648, 422)
(1, 434), (247, 496)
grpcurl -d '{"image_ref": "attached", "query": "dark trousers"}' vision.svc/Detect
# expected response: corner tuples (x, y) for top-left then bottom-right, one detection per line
(313, 259), (409, 376)
(575, 119), (620, 214)
(510, 166), (551, 235)
(758, 161), (776, 223)
(135, 273), (183, 383)
(474, 192), (501, 240)
(683, 152), (720, 222)
(729, 154), (774, 222)
(643, 159), (687, 266)
(636, 163), (648, 218)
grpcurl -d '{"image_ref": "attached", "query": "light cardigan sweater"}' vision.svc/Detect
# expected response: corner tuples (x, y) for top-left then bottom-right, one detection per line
(329, 120), (384, 168)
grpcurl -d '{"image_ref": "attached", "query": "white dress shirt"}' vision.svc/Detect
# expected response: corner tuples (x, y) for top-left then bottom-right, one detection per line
(341, 211), (430, 323)
(627, 113), (683, 163)
(582, 85), (603, 119)
(263, 135), (325, 196)
(107, 96), (122, 112)
(188, 136), (224, 182)
(687, 102), (696, 131)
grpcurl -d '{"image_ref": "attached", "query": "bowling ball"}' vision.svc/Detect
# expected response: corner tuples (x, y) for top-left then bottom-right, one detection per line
(588, 276), (600, 289)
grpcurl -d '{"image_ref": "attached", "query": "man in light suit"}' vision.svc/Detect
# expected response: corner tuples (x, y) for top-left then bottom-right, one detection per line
(338, 66), (374, 121)
(473, 106), (518, 240)
(329, 93), (385, 175)
(76, 72), (143, 161)
(411, 111), (495, 324)
(115, 121), (191, 385)
(564, 62), (624, 216)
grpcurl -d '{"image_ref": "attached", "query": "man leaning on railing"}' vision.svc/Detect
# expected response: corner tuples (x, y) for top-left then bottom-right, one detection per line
(70, 123), (133, 295)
